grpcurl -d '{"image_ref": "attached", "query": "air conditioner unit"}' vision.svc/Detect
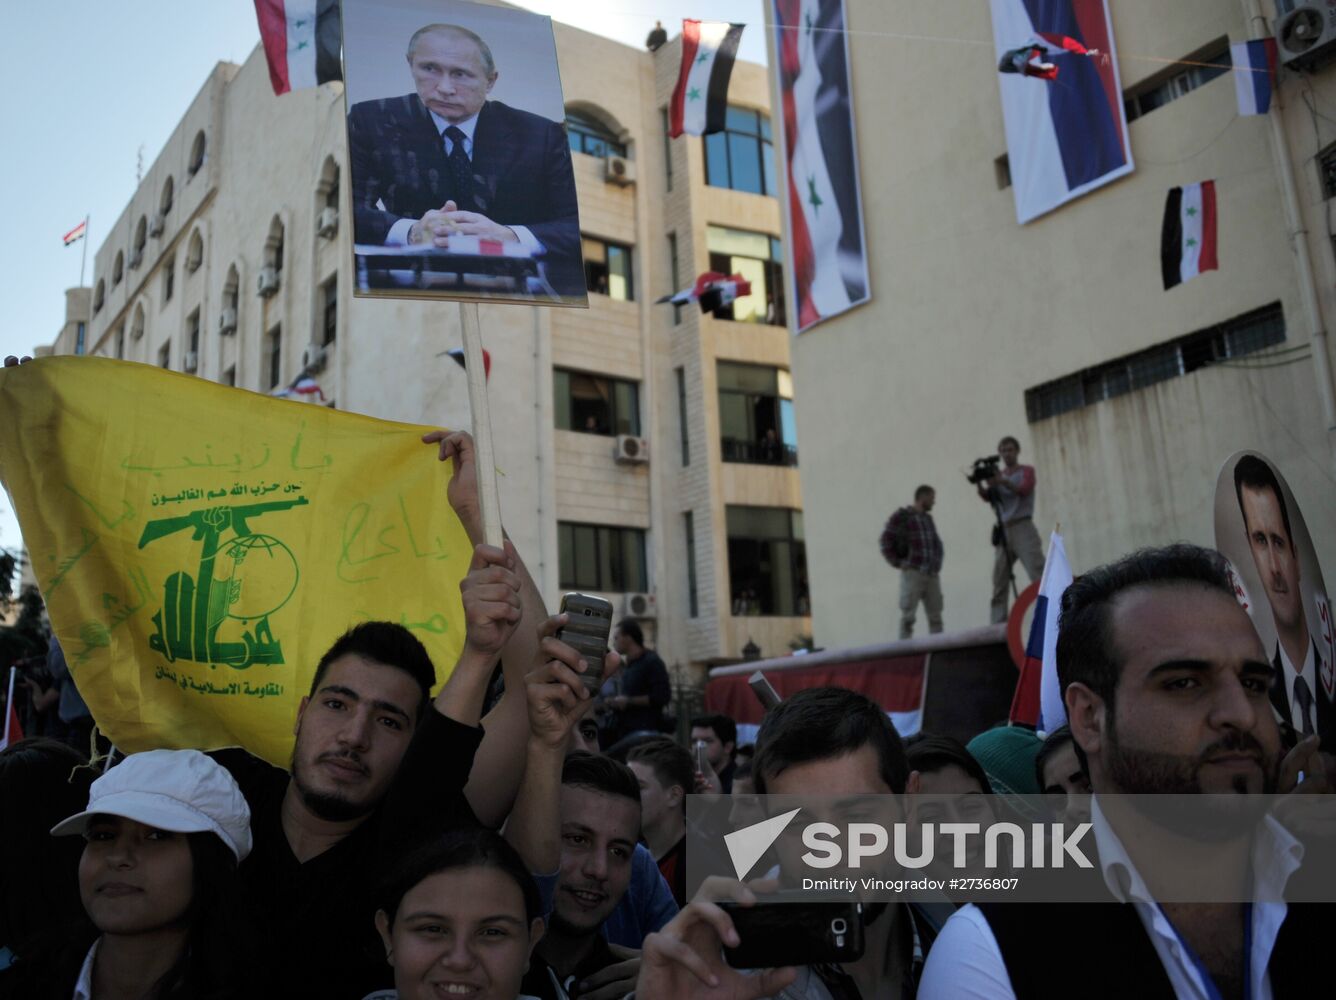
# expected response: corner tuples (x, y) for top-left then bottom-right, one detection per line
(624, 592), (657, 619)
(1276, 1), (1336, 69)
(302, 343), (328, 373)
(182, 350), (198, 373)
(149, 213), (165, 237)
(257, 267), (280, 297)
(605, 155), (636, 186)
(614, 434), (649, 464)
(317, 207), (339, 238)
(218, 308), (237, 335)
(127, 248), (143, 270)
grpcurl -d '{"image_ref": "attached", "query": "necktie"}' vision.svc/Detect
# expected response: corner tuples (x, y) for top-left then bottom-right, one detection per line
(1294, 674), (1315, 738)
(443, 126), (474, 209)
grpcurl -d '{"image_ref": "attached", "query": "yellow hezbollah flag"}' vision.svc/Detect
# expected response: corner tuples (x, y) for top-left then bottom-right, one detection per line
(0, 357), (472, 765)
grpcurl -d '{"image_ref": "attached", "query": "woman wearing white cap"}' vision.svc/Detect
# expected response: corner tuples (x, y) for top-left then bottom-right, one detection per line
(0, 748), (254, 1000)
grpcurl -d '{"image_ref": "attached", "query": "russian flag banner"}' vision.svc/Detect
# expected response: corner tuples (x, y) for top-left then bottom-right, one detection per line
(1231, 38), (1278, 116)
(989, 0), (1134, 224)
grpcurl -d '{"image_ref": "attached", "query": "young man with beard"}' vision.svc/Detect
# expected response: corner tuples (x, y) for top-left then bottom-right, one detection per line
(920, 544), (1331, 999)
(213, 431), (548, 999)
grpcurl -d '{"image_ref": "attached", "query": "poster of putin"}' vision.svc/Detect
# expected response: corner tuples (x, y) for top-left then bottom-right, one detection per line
(342, 0), (587, 306)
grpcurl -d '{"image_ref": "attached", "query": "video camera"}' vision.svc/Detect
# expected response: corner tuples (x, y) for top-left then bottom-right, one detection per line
(966, 454), (1001, 486)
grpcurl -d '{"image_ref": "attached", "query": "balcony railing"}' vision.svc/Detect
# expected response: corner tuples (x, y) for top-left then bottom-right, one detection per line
(721, 437), (798, 467)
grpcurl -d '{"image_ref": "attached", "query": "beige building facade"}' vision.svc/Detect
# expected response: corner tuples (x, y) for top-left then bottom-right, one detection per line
(772, 0), (1336, 649)
(45, 15), (808, 678)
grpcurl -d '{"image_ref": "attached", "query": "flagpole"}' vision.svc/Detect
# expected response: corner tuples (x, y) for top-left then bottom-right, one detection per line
(458, 301), (503, 548)
(79, 214), (90, 289)
(2, 666), (16, 746)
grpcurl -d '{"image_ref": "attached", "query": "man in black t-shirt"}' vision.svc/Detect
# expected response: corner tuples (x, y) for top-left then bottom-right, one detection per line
(213, 430), (548, 999)
(607, 618), (671, 740)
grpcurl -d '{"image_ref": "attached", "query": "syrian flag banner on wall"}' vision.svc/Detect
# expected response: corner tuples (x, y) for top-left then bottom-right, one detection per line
(771, 0), (872, 334)
(988, 0), (1134, 224)
(1232, 38), (1278, 116)
(1010, 531), (1073, 729)
(254, 0), (343, 96)
(669, 21), (745, 137)
(1161, 181), (1218, 290)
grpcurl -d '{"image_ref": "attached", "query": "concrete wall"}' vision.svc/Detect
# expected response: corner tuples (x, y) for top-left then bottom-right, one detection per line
(778, 0), (1336, 648)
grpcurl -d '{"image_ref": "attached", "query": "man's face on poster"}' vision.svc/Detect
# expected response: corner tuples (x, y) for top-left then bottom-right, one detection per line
(408, 30), (497, 125)
(1240, 484), (1303, 633)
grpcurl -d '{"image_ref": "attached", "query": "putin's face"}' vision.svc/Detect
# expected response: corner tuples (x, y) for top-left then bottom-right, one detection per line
(409, 30), (497, 124)
(1240, 484), (1303, 633)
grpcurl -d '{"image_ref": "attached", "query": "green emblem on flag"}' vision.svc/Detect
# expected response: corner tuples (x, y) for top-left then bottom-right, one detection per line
(295, 40), (309, 50)
(1186, 237), (1198, 247)
(688, 87), (701, 101)
(807, 176), (822, 214)
(696, 51), (710, 65)
(1186, 206), (1198, 217)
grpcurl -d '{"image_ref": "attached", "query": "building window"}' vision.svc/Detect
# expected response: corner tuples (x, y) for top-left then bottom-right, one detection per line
(1320, 141), (1336, 200)
(676, 366), (689, 465)
(684, 511), (698, 618)
(706, 226), (785, 326)
(1124, 39), (1230, 123)
(667, 232), (681, 325)
(185, 230), (203, 273)
(662, 108), (673, 192)
(266, 217), (285, 274)
(558, 522), (648, 592)
(704, 106), (776, 196)
(717, 362), (798, 466)
(115, 324), (125, 360)
(583, 237), (633, 300)
(726, 506), (808, 617)
(322, 275), (337, 346)
(268, 326), (282, 389)
(133, 217), (147, 261)
(187, 309), (200, 355)
(160, 176), (174, 216)
(74, 322), (86, 356)
(93, 280), (105, 313)
(566, 109), (627, 158)
(188, 131), (206, 177)
(223, 365), (236, 387)
(113, 251), (124, 285)
(158, 343), (170, 369)
(554, 368), (641, 435)
(994, 154), (1011, 190)
(1026, 302), (1286, 422)
(162, 254), (175, 303)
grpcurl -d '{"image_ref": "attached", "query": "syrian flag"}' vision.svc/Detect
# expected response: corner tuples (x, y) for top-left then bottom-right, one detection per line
(254, 0), (342, 96)
(62, 219), (87, 247)
(1, 667), (24, 752)
(669, 21), (745, 137)
(1009, 531), (1073, 729)
(446, 347), (492, 381)
(273, 373), (326, 402)
(1232, 39), (1278, 116)
(1161, 181), (1218, 290)
(657, 271), (752, 312)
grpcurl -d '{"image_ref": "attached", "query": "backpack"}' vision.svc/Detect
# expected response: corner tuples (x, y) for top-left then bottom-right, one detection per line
(881, 509), (912, 564)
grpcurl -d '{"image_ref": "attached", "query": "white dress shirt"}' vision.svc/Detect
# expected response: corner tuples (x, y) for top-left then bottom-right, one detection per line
(918, 796), (1304, 1000)
(71, 939), (99, 1000)
(384, 108), (542, 253)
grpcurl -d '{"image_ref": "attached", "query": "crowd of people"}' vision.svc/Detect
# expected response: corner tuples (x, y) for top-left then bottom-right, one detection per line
(3, 426), (1333, 999)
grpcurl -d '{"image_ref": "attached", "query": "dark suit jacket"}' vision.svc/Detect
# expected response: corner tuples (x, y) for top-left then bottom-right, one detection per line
(347, 95), (582, 294)
(1269, 638), (1336, 746)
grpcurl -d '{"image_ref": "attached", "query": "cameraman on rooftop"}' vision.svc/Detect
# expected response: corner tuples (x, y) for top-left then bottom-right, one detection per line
(979, 435), (1045, 623)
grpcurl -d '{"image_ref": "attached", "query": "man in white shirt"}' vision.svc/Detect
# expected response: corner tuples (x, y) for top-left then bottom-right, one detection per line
(920, 544), (1330, 1000)
(1233, 454), (1335, 745)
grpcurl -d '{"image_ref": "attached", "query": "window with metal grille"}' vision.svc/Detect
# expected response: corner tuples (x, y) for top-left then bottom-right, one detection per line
(1025, 303), (1285, 422)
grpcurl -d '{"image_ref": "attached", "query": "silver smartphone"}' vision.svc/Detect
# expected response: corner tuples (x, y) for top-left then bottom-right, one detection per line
(556, 593), (614, 695)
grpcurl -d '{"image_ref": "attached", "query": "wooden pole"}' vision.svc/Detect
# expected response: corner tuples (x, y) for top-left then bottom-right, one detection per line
(459, 301), (503, 548)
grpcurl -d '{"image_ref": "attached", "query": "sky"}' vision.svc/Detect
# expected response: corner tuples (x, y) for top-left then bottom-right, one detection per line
(0, 0), (769, 564)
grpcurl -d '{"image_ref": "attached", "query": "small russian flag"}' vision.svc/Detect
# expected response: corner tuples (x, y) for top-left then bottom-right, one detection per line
(1009, 531), (1073, 730)
(1231, 38), (1278, 117)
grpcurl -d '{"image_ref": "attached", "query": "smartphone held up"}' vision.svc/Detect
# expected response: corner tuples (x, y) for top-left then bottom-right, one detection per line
(556, 593), (613, 696)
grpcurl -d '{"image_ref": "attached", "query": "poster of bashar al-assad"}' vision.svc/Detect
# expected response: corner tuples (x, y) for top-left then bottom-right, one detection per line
(1215, 451), (1336, 750)
(341, 0), (586, 306)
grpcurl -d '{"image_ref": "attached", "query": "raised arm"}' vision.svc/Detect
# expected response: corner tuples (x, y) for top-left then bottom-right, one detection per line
(424, 429), (550, 826)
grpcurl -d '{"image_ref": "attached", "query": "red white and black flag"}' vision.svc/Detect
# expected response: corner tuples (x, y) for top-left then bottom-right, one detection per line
(254, 0), (342, 96)
(657, 271), (752, 313)
(1161, 181), (1218, 290)
(669, 20), (745, 137)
